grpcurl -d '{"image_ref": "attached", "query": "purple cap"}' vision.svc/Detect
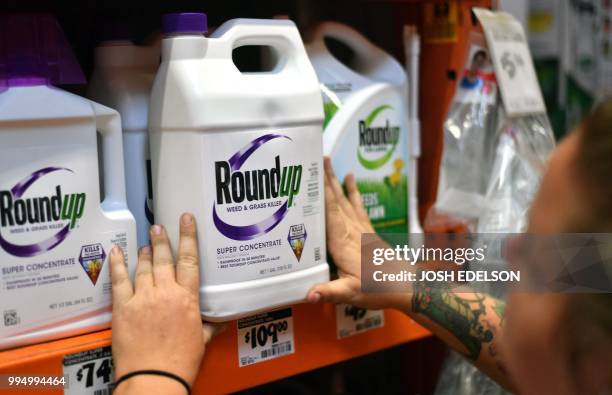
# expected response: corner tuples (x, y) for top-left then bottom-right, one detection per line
(0, 14), (86, 90)
(161, 13), (208, 35)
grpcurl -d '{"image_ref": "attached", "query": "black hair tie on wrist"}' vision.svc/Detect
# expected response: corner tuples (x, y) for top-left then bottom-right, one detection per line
(114, 370), (191, 394)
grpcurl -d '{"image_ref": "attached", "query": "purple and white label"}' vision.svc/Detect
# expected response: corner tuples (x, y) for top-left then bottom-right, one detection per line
(202, 126), (325, 284)
(0, 138), (136, 346)
(0, 167), (86, 257)
(212, 134), (301, 241)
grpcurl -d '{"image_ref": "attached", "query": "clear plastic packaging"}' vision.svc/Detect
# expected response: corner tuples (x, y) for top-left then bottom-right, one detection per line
(433, 33), (499, 230)
(434, 351), (510, 395)
(477, 111), (556, 233)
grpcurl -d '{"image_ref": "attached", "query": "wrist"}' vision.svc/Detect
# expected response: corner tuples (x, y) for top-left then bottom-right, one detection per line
(114, 372), (190, 395)
(385, 292), (413, 312)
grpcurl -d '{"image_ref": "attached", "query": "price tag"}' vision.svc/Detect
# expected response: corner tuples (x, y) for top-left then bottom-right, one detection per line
(63, 346), (114, 395)
(474, 8), (547, 116)
(423, 2), (459, 43)
(335, 304), (384, 339)
(237, 308), (295, 367)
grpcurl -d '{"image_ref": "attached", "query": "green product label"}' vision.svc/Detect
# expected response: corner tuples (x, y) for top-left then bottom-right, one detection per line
(355, 104), (408, 241)
(321, 86), (409, 243)
(358, 175), (408, 239)
(357, 105), (400, 170)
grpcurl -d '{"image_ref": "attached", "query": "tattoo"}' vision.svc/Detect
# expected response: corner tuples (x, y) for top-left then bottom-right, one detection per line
(488, 343), (508, 375)
(492, 299), (506, 326)
(412, 272), (493, 360)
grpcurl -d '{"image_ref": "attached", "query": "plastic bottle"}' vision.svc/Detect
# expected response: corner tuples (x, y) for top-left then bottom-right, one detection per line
(149, 13), (329, 321)
(0, 15), (137, 350)
(305, 22), (415, 241)
(88, 25), (160, 247)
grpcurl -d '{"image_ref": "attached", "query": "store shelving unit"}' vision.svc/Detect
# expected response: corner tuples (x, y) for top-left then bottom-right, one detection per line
(0, 305), (428, 394)
(0, 1), (490, 394)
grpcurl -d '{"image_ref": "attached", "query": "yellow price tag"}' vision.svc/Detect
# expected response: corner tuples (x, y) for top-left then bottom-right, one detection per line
(423, 1), (459, 44)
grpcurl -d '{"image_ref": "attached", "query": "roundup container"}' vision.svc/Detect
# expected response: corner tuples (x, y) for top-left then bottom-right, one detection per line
(306, 22), (419, 240)
(0, 15), (137, 350)
(88, 27), (160, 247)
(149, 13), (329, 321)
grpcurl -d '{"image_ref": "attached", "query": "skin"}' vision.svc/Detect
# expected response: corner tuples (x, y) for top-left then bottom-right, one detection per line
(505, 132), (612, 395)
(308, 158), (511, 389)
(308, 136), (611, 394)
(110, 214), (219, 395)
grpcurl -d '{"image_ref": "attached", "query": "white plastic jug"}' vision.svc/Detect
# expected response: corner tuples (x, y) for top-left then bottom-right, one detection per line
(0, 87), (137, 349)
(0, 14), (136, 350)
(89, 37), (160, 247)
(306, 22), (418, 240)
(149, 14), (329, 321)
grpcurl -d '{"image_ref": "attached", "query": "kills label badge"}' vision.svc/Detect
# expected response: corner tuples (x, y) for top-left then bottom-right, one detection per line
(78, 244), (106, 285)
(288, 224), (307, 261)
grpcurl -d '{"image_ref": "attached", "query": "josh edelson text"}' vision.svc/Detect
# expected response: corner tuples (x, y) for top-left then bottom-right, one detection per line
(369, 244), (521, 284)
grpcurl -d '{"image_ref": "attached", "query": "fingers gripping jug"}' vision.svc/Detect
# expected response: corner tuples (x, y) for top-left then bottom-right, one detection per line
(149, 14), (329, 321)
(306, 23), (413, 240)
(0, 15), (137, 350)
(88, 31), (160, 247)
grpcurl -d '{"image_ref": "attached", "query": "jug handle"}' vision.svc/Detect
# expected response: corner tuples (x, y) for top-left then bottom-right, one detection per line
(210, 19), (310, 76)
(92, 102), (128, 211)
(309, 21), (384, 64)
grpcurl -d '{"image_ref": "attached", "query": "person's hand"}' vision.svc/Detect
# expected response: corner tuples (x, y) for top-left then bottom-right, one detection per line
(307, 158), (410, 310)
(110, 213), (218, 394)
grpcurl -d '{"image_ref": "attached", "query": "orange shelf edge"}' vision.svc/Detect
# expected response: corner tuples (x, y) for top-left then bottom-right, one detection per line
(0, 303), (429, 394)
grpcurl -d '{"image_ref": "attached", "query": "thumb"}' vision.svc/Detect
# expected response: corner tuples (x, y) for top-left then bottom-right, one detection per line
(307, 277), (358, 305)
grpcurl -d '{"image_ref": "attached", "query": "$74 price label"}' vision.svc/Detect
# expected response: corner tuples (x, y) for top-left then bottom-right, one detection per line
(237, 308), (295, 367)
(63, 346), (114, 395)
(75, 357), (112, 388)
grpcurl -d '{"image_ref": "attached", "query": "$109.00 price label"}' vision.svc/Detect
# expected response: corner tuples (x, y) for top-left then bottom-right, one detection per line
(237, 308), (295, 367)
(63, 346), (114, 395)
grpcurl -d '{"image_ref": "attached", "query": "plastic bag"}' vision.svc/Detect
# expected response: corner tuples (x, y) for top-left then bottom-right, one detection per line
(477, 112), (556, 234)
(433, 33), (499, 230)
(434, 351), (510, 395)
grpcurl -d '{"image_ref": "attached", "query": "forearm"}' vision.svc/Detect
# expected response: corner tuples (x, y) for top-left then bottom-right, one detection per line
(389, 279), (512, 390)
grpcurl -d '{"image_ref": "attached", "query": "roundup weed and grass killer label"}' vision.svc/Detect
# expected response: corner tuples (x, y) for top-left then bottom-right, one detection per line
(207, 130), (323, 282)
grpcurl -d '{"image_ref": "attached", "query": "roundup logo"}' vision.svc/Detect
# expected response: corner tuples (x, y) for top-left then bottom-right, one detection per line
(213, 134), (302, 241)
(0, 167), (86, 258)
(358, 105), (400, 170)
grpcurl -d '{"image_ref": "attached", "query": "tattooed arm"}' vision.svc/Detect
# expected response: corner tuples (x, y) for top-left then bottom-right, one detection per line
(308, 158), (513, 390)
(408, 277), (510, 388)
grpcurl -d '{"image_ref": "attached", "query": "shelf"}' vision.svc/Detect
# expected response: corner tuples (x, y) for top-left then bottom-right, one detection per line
(0, 303), (429, 394)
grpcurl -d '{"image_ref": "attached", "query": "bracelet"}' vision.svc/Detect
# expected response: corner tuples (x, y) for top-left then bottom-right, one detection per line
(114, 370), (191, 394)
